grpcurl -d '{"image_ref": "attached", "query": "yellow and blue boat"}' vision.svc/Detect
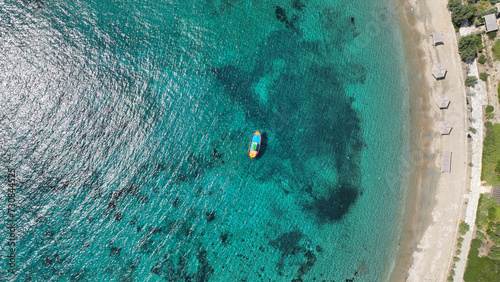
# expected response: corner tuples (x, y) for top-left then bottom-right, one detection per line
(248, 131), (261, 158)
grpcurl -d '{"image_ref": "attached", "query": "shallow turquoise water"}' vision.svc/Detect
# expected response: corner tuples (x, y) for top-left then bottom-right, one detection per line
(0, 0), (410, 281)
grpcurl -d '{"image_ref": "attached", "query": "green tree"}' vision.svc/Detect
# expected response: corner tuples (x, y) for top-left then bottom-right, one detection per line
(486, 110), (495, 120)
(476, 231), (487, 242)
(465, 76), (478, 86)
(480, 73), (489, 81)
(494, 160), (500, 175)
(492, 234), (500, 245)
(489, 206), (499, 221)
(477, 212), (489, 227)
(486, 121), (494, 129)
(498, 83), (500, 104)
(476, 34), (485, 52)
(459, 34), (480, 61)
(489, 247), (500, 260)
(448, 0), (477, 26)
(478, 54), (487, 64)
(460, 222), (470, 235)
(448, 0), (462, 11)
(451, 4), (477, 27)
(464, 239), (500, 281)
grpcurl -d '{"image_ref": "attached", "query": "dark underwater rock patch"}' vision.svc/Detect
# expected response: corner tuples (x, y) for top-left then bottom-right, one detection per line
(129, 217), (137, 225)
(306, 182), (359, 223)
(213, 29), (364, 224)
(270, 230), (304, 255)
(109, 184), (141, 203)
(44, 231), (55, 238)
(275, 6), (288, 24)
(320, 8), (361, 50)
(206, 211), (216, 222)
(211, 148), (223, 159)
(38, 177), (69, 193)
(345, 62), (367, 84)
(110, 246), (121, 257)
(107, 201), (117, 210)
(220, 233), (229, 244)
(297, 250), (317, 278)
(70, 271), (86, 282)
(274, 6), (297, 30)
(269, 230), (323, 279)
(136, 194), (149, 204)
(316, 245), (322, 252)
(168, 152), (219, 184)
(195, 248), (214, 281)
(173, 197), (180, 207)
(292, 0), (306, 10)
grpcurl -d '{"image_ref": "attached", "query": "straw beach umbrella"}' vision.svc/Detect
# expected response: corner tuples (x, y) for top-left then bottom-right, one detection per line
(432, 63), (447, 79)
(438, 121), (453, 135)
(441, 151), (452, 173)
(432, 32), (444, 45)
(435, 94), (450, 109)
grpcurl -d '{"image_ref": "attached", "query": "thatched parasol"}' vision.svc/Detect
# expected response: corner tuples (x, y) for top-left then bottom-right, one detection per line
(432, 63), (447, 79)
(435, 94), (450, 109)
(438, 121), (453, 135)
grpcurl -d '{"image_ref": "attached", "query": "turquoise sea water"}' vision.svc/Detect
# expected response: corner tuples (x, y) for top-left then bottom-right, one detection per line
(0, 0), (410, 281)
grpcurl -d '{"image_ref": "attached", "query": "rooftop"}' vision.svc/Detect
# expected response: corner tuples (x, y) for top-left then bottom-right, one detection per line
(484, 14), (499, 32)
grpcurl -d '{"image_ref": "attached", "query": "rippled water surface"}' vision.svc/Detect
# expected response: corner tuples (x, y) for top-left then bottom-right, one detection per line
(0, 0), (410, 280)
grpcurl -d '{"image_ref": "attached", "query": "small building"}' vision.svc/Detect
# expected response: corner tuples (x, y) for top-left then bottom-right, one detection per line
(484, 14), (499, 33)
(432, 63), (447, 80)
(438, 121), (453, 135)
(441, 151), (452, 173)
(435, 94), (451, 109)
(432, 32), (444, 45)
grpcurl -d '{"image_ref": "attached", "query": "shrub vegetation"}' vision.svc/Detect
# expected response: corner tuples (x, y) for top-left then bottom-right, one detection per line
(448, 0), (477, 27)
(479, 7), (499, 18)
(487, 105), (495, 119)
(466, 76), (478, 86)
(460, 222), (470, 235)
(481, 123), (500, 186)
(492, 39), (500, 61)
(459, 34), (482, 61)
(478, 54), (487, 64)
(464, 194), (500, 281)
(480, 72), (489, 81)
(490, 247), (500, 261)
(496, 83), (500, 106)
(488, 31), (497, 40)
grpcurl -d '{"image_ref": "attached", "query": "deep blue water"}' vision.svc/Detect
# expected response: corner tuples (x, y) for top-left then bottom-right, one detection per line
(0, 0), (410, 281)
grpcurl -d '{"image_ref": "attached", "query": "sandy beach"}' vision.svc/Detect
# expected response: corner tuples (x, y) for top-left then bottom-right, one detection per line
(390, 0), (470, 281)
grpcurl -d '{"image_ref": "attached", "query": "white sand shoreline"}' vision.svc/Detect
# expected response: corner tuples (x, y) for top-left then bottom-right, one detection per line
(390, 0), (472, 280)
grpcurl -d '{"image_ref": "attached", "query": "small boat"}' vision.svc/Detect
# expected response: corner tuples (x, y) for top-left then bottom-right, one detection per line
(248, 131), (261, 158)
